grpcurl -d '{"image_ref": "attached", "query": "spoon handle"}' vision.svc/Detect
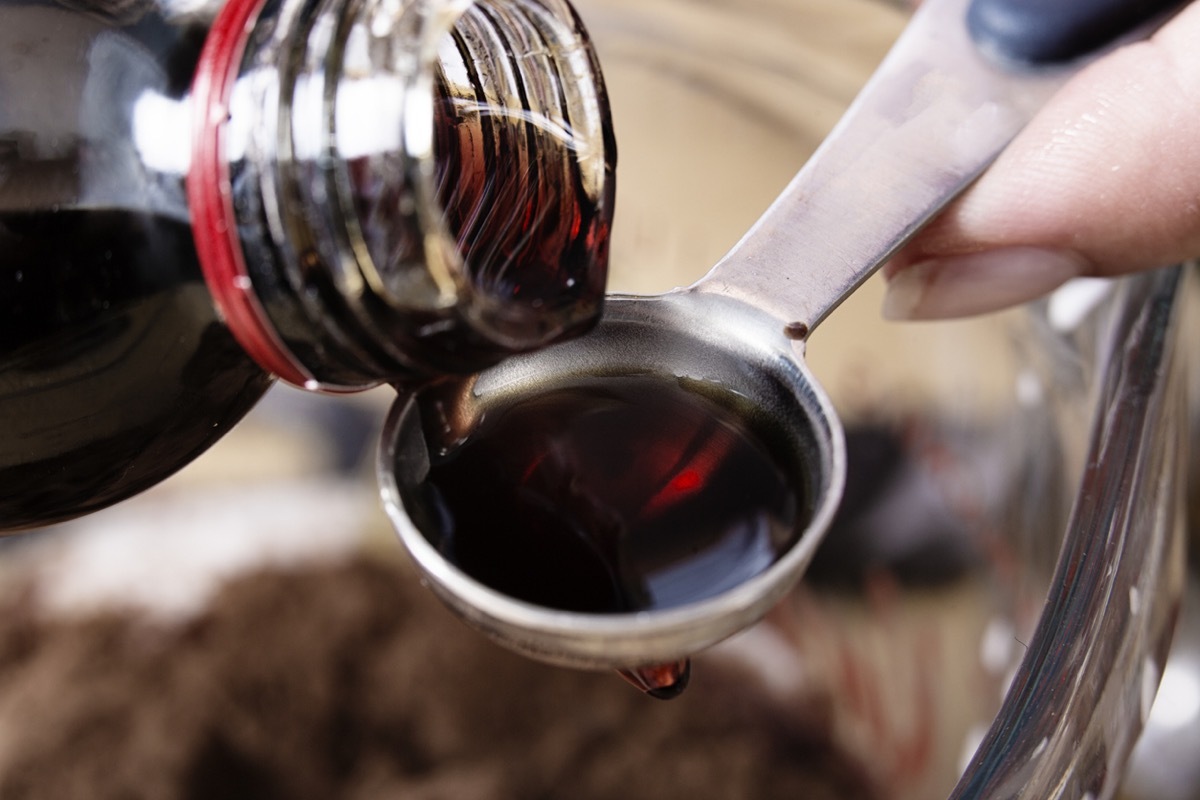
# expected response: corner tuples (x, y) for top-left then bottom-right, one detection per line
(693, 0), (1187, 337)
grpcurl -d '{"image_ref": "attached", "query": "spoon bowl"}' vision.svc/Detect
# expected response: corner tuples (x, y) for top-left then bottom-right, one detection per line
(380, 290), (842, 668)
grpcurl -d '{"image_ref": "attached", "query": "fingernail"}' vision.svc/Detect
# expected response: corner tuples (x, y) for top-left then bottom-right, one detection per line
(882, 247), (1086, 320)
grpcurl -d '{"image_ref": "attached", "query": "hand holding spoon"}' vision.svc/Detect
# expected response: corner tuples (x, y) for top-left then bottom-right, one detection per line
(379, 0), (1189, 684)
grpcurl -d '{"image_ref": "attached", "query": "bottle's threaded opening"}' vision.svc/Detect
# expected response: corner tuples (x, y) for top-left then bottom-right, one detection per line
(190, 0), (615, 391)
(429, 0), (615, 345)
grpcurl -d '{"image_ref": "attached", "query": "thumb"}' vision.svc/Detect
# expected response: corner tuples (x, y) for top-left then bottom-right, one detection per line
(883, 3), (1200, 320)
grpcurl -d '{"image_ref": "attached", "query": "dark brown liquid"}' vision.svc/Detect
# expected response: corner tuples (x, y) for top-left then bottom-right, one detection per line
(618, 659), (692, 700)
(0, 208), (270, 530)
(406, 375), (804, 673)
(405, 375), (806, 699)
(0, 7), (270, 531)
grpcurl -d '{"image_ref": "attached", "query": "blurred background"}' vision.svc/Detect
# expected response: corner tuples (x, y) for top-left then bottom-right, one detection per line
(1, 0), (1197, 798)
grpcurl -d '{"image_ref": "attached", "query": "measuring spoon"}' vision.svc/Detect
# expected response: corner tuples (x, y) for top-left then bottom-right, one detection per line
(379, 0), (1189, 670)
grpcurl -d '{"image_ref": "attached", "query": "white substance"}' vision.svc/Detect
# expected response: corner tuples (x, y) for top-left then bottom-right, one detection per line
(19, 479), (375, 622)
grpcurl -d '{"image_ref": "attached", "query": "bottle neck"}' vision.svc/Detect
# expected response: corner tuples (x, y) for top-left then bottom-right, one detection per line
(188, 0), (615, 391)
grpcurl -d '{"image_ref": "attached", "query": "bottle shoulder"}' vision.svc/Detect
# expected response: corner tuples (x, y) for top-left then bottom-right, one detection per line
(0, 0), (270, 533)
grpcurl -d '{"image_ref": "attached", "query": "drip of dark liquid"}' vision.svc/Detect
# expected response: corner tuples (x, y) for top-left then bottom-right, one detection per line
(405, 375), (807, 698)
(618, 659), (692, 700)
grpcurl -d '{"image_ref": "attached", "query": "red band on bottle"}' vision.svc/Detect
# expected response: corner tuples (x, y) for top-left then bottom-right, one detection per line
(188, 0), (310, 387)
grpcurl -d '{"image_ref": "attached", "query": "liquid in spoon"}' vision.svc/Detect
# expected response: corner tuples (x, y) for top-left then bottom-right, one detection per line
(402, 374), (809, 697)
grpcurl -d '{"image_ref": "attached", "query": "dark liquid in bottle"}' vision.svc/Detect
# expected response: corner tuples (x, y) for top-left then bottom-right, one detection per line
(407, 375), (806, 616)
(0, 209), (270, 530)
(0, 8), (270, 531)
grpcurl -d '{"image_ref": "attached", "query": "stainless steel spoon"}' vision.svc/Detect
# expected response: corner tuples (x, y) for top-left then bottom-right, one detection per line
(379, 0), (1189, 670)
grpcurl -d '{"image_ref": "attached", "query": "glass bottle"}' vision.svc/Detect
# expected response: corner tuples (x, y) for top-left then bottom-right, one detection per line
(0, 0), (616, 531)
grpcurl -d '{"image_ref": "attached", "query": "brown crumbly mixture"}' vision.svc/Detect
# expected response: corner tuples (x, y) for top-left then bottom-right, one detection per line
(0, 555), (878, 800)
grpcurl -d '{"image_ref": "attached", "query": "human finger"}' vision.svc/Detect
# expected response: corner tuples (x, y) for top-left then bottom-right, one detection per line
(883, 3), (1200, 320)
